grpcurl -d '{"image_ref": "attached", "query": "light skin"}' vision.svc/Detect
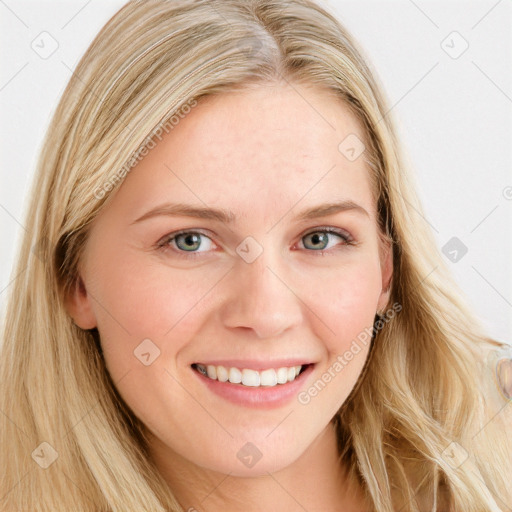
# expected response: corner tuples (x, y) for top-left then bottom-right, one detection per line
(66, 81), (392, 511)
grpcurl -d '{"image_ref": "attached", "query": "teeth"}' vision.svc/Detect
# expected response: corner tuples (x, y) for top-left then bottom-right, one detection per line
(229, 367), (242, 384)
(206, 365), (217, 380)
(216, 365), (228, 382)
(242, 369), (260, 387)
(260, 369), (277, 386)
(276, 367), (288, 384)
(194, 363), (305, 387)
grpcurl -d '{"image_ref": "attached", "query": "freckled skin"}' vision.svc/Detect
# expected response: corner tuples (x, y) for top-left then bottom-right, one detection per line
(67, 82), (392, 511)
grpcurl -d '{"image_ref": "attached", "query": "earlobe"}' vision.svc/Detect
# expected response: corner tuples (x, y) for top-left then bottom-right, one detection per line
(64, 276), (97, 329)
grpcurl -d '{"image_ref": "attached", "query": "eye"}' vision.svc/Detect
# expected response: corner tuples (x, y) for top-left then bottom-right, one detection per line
(157, 230), (215, 256)
(299, 228), (353, 252)
(156, 227), (354, 259)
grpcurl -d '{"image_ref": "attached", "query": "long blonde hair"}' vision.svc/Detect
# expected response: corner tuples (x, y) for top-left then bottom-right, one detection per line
(1, 1), (510, 510)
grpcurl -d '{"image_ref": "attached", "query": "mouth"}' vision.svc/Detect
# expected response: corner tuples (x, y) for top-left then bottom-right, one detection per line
(191, 362), (312, 388)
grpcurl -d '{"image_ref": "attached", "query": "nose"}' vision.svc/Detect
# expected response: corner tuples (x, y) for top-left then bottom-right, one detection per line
(219, 249), (303, 339)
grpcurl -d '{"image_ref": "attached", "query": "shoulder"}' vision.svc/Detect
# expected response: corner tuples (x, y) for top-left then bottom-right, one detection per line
(482, 340), (512, 402)
(476, 339), (512, 452)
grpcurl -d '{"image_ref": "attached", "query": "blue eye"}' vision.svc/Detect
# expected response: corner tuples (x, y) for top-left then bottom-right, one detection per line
(300, 228), (352, 251)
(158, 230), (214, 255)
(156, 227), (353, 258)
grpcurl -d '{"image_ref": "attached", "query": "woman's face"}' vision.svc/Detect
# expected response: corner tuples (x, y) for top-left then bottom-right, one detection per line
(67, 82), (392, 477)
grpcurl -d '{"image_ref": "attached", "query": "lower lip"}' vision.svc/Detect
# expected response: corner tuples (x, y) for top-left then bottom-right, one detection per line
(191, 364), (315, 409)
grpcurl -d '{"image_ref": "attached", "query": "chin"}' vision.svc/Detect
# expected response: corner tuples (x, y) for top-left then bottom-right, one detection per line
(196, 439), (304, 477)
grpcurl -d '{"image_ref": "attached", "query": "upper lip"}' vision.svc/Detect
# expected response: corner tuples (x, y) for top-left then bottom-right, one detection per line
(192, 359), (314, 371)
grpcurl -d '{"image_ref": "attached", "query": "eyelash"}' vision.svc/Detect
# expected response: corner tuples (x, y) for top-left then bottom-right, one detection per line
(156, 227), (355, 259)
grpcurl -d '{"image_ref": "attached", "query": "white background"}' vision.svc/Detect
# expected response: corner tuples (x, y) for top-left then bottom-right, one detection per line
(1, 0), (511, 342)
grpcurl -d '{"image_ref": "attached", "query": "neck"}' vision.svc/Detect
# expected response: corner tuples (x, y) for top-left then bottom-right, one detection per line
(148, 420), (369, 512)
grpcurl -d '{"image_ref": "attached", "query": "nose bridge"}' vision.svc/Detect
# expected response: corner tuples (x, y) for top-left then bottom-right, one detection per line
(220, 244), (303, 338)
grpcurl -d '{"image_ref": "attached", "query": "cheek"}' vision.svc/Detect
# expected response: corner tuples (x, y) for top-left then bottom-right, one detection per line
(85, 248), (226, 370)
(295, 261), (381, 412)
(90, 237), (192, 318)
(299, 254), (382, 352)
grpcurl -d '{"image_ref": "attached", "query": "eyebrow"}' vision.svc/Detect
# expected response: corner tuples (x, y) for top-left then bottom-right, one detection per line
(131, 200), (369, 225)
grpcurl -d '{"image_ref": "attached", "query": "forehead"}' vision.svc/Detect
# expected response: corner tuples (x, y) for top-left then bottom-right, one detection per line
(110, 82), (375, 223)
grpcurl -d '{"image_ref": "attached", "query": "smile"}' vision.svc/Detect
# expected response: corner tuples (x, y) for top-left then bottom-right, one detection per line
(192, 363), (307, 387)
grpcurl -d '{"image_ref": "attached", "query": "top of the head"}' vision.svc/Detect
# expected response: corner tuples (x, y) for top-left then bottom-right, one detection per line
(43, 0), (403, 297)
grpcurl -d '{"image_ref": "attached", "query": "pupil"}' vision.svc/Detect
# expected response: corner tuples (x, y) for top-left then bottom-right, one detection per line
(310, 232), (327, 249)
(179, 233), (200, 251)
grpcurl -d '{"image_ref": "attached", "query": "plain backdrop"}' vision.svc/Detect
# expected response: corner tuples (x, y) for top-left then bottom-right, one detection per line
(1, 0), (511, 343)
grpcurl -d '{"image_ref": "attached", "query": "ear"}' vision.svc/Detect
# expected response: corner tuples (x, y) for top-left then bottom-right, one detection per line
(64, 275), (97, 329)
(376, 237), (393, 313)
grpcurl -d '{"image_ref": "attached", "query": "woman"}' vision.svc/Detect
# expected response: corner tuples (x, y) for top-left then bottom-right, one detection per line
(1, 1), (511, 511)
